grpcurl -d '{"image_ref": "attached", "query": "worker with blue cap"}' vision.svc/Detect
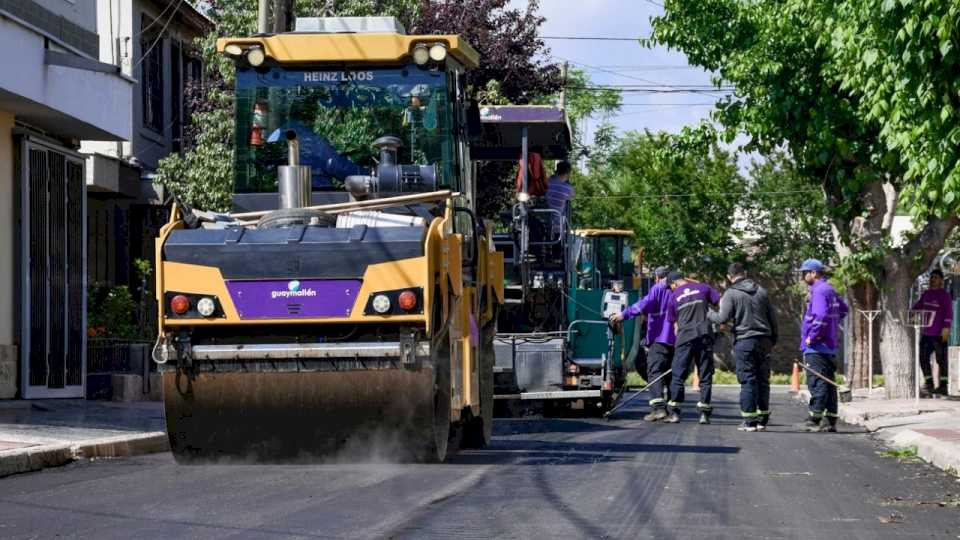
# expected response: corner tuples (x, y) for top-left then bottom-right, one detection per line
(798, 258), (848, 432)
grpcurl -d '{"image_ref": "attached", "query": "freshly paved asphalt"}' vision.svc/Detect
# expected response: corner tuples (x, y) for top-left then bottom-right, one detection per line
(0, 388), (957, 539)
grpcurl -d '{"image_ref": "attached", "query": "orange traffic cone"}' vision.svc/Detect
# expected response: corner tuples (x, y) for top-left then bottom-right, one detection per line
(791, 362), (801, 392)
(692, 366), (700, 391)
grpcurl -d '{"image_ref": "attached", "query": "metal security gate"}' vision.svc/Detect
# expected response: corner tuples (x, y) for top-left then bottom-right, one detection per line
(19, 138), (86, 398)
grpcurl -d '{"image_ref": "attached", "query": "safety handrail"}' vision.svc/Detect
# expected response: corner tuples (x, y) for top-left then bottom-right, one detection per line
(529, 208), (565, 246)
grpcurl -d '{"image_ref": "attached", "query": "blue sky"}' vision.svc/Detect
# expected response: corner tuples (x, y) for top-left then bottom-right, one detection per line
(512, 0), (721, 137)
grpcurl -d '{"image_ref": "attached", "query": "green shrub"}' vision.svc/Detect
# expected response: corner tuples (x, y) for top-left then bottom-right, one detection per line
(87, 284), (140, 340)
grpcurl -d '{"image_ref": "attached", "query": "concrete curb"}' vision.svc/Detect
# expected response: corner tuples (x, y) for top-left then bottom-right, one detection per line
(877, 428), (960, 474)
(794, 390), (960, 475)
(0, 431), (169, 478)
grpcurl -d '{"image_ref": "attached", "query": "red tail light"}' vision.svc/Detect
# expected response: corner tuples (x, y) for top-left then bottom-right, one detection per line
(398, 290), (418, 311)
(170, 295), (190, 315)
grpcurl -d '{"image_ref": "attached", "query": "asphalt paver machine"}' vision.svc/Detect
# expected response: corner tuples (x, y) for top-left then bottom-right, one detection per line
(153, 16), (503, 462)
(472, 106), (644, 415)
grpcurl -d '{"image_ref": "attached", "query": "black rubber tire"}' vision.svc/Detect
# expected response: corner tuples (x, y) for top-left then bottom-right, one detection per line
(462, 309), (498, 449)
(256, 208), (337, 229)
(423, 327), (452, 463)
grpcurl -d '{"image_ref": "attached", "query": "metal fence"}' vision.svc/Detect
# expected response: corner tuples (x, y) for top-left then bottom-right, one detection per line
(87, 338), (152, 374)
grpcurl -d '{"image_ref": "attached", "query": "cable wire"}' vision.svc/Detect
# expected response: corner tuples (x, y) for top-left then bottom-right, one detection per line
(575, 190), (819, 200)
(132, 0), (180, 40)
(542, 36), (648, 41)
(132, 0), (186, 73)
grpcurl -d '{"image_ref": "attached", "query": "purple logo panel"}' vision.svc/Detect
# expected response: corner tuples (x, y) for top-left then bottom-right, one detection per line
(226, 280), (362, 319)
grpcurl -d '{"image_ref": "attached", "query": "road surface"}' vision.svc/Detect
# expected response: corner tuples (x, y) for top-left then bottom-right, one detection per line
(0, 388), (956, 539)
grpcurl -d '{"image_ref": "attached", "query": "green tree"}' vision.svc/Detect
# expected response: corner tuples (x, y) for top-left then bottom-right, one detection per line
(572, 131), (745, 281)
(560, 68), (621, 162)
(740, 151), (834, 279)
(649, 0), (960, 397)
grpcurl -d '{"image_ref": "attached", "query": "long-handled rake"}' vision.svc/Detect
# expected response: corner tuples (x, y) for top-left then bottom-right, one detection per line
(795, 360), (852, 403)
(604, 369), (673, 420)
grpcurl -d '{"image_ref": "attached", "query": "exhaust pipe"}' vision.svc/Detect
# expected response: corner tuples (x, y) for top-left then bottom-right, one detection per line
(277, 130), (311, 209)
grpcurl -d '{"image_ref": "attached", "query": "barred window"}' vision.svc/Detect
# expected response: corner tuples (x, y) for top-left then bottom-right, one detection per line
(140, 15), (164, 134)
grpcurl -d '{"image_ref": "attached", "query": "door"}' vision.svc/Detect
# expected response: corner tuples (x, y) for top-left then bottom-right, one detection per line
(19, 138), (86, 398)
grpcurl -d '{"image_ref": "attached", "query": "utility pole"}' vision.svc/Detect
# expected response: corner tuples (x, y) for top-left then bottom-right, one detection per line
(258, 0), (269, 33)
(560, 61), (569, 111)
(259, 0), (296, 34)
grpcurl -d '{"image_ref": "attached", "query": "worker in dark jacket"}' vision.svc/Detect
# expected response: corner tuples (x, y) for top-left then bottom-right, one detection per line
(708, 262), (778, 432)
(665, 272), (722, 424)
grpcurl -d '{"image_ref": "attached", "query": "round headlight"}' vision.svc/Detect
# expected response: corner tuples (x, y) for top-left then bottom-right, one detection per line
(372, 294), (392, 314)
(517, 192), (531, 203)
(196, 297), (216, 317)
(429, 43), (448, 62)
(223, 43), (243, 56)
(246, 46), (266, 67)
(412, 44), (430, 65)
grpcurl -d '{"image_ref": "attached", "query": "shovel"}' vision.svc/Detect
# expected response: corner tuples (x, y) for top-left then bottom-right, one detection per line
(795, 360), (852, 403)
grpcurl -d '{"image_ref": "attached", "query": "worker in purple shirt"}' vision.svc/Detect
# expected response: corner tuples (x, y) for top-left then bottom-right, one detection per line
(610, 266), (676, 422)
(665, 272), (722, 424)
(545, 161), (575, 216)
(798, 258), (848, 433)
(913, 269), (952, 396)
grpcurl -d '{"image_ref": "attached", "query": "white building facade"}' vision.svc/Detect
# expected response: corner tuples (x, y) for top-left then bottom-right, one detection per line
(0, 0), (133, 398)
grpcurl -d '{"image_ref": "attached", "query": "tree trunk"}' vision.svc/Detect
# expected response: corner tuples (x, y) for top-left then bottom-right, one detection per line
(846, 281), (879, 390)
(878, 260), (916, 398)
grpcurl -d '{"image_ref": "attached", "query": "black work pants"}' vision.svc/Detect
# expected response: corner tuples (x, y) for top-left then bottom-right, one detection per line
(669, 335), (714, 411)
(646, 342), (674, 409)
(805, 352), (837, 419)
(734, 337), (772, 420)
(919, 335), (948, 390)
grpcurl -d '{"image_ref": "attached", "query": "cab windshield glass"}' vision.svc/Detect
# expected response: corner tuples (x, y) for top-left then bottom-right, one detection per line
(233, 66), (455, 192)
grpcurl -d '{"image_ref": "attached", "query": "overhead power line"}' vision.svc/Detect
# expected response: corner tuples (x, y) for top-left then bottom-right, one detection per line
(582, 66), (705, 72)
(132, 0), (186, 72)
(542, 36), (647, 41)
(577, 190), (819, 200)
(552, 55), (667, 87)
(572, 84), (734, 89)
(618, 103), (718, 107)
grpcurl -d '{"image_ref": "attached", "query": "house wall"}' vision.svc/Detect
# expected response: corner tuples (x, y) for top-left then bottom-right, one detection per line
(84, 0), (206, 171)
(0, 1), (132, 399)
(31, 0), (98, 34)
(0, 110), (16, 398)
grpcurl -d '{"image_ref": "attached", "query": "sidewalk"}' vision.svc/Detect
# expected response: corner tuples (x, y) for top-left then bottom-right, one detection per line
(0, 399), (168, 478)
(796, 388), (960, 474)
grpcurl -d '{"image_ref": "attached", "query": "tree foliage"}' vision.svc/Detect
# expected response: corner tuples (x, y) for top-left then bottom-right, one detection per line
(417, 0), (560, 104)
(572, 131), (745, 281)
(816, 0), (960, 218)
(648, 0), (960, 396)
(740, 151), (834, 278)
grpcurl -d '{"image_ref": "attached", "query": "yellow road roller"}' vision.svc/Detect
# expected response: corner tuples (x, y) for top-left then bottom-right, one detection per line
(153, 16), (502, 462)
